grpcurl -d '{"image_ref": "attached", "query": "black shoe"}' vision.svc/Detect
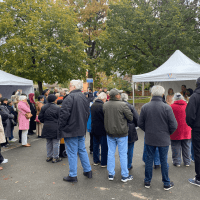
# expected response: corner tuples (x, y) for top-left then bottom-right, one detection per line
(128, 165), (133, 171)
(52, 157), (62, 163)
(19, 140), (21, 143)
(28, 132), (34, 135)
(144, 181), (151, 189)
(63, 176), (78, 182)
(154, 165), (160, 169)
(46, 157), (53, 162)
(164, 182), (174, 191)
(83, 170), (92, 178)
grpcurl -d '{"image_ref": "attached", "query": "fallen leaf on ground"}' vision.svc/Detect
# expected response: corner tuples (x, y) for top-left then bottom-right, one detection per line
(53, 182), (55, 184)
(15, 181), (19, 183)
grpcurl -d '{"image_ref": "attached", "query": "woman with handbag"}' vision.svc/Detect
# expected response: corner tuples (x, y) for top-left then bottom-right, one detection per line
(0, 98), (14, 147)
(35, 95), (44, 137)
(18, 96), (32, 147)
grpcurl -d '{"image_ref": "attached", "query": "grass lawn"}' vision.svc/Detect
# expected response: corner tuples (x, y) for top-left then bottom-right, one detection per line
(128, 97), (150, 104)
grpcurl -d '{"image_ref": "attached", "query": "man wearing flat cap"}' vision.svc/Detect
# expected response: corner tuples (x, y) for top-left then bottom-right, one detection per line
(186, 77), (200, 187)
(103, 88), (133, 182)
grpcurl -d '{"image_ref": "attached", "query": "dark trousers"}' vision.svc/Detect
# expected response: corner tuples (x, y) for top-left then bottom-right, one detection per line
(192, 131), (200, 181)
(89, 132), (93, 152)
(145, 144), (170, 186)
(19, 130), (22, 143)
(93, 135), (108, 166)
(1, 137), (8, 147)
(171, 139), (191, 165)
(0, 145), (4, 164)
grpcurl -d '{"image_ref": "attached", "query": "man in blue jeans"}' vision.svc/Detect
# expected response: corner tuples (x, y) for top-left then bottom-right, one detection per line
(103, 88), (133, 182)
(58, 80), (92, 182)
(138, 85), (177, 190)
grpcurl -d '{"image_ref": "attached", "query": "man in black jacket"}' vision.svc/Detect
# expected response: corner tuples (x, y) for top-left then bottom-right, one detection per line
(138, 85), (177, 190)
(186, 77), (200, 187)
(91, 92), (108, 167)
(58, 80), (92, 183)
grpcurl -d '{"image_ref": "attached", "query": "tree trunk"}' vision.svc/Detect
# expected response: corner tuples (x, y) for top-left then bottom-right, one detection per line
(38, 81), (43, 94)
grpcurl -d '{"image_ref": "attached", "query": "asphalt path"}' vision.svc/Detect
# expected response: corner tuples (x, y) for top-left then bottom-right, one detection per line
(0, 128), (200, 200)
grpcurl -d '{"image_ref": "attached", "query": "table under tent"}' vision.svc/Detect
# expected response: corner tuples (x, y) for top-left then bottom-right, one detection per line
(0, 70), (34, 98)
(132, 50), (200, 104)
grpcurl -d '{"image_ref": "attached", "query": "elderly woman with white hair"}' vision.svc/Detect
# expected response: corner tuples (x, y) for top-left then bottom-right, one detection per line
(91, 92), (108, 167)
(18, 96), (32, 147)
(170, 93), (191, 167)
(138, 85), (177, 190)
(121, 93), (139, 170)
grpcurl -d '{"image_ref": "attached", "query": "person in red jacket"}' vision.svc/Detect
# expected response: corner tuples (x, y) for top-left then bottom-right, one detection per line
(170, 93), (191, 167)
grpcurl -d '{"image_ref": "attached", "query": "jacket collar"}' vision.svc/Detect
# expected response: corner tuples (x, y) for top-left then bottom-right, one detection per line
(194, 86), (200, 94)
(151, 96), (163, 101)
(70, 89), (82, 94)
(95, 99), (104, 104)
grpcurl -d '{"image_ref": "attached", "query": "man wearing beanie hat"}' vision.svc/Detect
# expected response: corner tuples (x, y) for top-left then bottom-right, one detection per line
(103, 88), (133, 182)
(186, 77), (200, 187)
(38, 94), (62, 163)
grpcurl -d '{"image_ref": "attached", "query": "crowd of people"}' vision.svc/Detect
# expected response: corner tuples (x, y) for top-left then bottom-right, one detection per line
(0, 78), (200, 191)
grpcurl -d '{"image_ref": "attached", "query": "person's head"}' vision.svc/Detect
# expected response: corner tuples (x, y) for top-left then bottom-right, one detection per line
(54, 88), (58, 93)
(1, 97), (8, 105)
(7, 99), (13, 106)
(69, 80), (83, 92)
(168, 88), (174, 95)
(19, 96), (27, 102)
(99, 88), (102, 93)
(21, 93), (27, 97)
(60, 90), (65, 96)
(42, 89), (49, 96)
(173, 93), (184, 101)
(55, 93), (60, 98)
(38, 95), (44, 102)
(88, 88), (92, 93)
(181, 85), (186, 92)
(186, 88), (193, 97)
(98, 92), (107, 103)
(103, 87), (107, 93)
(109, 88), (121, 100)
(57, 100), (63, 106)
(121, 93), (128, 102)
(47, 94), (57, 104)
(151, 85), (165, 97)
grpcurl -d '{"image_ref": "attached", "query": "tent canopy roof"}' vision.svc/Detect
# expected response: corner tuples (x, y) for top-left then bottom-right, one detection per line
(132, 50), (200, 82)
(0, 70), (33, 85)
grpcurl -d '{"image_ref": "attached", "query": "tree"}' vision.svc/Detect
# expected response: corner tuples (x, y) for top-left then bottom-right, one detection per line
(67, 0), (109, 88)
(98, 0), (200, 76)
(0, 0), (87, 94)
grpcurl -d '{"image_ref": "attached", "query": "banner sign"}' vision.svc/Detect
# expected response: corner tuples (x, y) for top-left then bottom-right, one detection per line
(86, 78), (93, 83)
(167, 73), (176, 79)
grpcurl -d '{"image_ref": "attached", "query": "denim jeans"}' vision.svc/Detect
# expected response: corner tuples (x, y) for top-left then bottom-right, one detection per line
(143, 138), (160, 165)
(93, 135), (108, 166)
(128, 142), (135, 169)
(107, 135), (129, 177)
(9, 127), (14, 141)
(145, 145), (170, 186)
(64, 136), (91, 177)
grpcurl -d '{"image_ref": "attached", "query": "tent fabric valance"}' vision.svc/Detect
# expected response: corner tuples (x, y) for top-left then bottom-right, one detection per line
(132, 50), (200, 83)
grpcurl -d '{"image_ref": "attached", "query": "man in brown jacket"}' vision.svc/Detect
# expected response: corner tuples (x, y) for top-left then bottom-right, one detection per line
(103, 88), (133, 182)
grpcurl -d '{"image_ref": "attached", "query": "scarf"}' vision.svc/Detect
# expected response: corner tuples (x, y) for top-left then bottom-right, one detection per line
(29, 93), (35, 104)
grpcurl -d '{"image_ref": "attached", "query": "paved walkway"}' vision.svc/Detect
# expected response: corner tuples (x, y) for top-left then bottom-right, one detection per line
(0, 128), (200, 200)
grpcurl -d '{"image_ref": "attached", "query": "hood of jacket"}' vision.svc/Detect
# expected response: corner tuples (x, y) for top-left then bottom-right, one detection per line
(173, 99), (187, 105)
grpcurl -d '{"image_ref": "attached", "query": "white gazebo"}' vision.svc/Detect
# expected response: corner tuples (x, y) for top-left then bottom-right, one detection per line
(0, 70), (34, 98)
(132, 50), (200, 104)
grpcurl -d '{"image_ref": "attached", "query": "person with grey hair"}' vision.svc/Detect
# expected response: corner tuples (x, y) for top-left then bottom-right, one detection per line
(103, 89), (133, 182)
(91, 92), (108, 167)
(58, 80), (92, 183)
(138, 85), (177, 190)
(121, 93), (139, 171)
(170, 93), (191, 167)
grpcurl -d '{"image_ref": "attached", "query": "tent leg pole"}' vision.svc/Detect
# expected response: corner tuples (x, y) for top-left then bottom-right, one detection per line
(133, 82), (135, 106)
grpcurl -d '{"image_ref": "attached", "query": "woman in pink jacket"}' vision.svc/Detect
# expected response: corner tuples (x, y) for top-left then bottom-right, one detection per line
(18, 96), (31, 147)
(170, 93), (191, 167)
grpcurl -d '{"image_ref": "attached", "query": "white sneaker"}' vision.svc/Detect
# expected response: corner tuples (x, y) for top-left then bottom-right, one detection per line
(2, 159), (8, 164)
(13, 138), (18, 141)
(9, 138), (15, 142)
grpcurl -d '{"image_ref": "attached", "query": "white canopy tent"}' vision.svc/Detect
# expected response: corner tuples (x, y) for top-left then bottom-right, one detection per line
(132, 50), (200, 104)
(0, 70), (34, 98)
